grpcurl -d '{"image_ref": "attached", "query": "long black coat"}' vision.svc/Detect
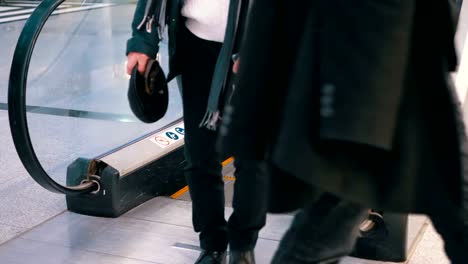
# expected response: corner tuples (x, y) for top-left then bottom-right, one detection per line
(220, 0), (467, 213)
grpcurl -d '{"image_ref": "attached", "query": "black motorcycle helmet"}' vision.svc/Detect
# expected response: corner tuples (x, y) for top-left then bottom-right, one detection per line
(128, 59), (168, 123)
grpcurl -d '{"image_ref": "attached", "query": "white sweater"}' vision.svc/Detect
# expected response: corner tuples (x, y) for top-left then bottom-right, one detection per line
(181, 0), (230, 43)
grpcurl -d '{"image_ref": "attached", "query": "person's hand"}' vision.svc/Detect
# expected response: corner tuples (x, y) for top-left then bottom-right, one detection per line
(127, 52), (150, 75)
(233, 58), (240, 74)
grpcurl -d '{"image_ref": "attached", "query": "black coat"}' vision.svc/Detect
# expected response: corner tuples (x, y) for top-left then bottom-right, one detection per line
(221, 0), (467, 213)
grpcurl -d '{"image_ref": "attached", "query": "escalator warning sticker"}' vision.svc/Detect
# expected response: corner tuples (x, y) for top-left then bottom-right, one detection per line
(166, 132), (179, 140)
(150, 123), (185, 148)
(152, 136), (170, 147)
(175, 127), (185, 135)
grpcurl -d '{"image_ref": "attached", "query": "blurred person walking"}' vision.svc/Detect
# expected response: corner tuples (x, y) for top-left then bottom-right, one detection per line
(221, 0), (468, 263)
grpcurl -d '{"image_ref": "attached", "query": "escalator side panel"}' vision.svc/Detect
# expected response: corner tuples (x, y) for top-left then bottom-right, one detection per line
(351, 214), (408, 262)
(66, 147), (186, 217)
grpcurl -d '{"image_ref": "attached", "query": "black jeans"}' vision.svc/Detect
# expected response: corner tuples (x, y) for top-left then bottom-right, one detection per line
(179, 26), (267, 252)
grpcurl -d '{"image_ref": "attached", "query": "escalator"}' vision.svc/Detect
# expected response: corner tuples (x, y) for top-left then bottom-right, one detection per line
(8, 0), (187, 217)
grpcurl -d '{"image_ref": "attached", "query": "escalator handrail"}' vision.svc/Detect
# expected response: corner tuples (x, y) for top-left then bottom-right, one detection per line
(8, 0), (98, 195)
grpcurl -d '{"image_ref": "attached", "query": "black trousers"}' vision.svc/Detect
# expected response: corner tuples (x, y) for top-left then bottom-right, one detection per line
(179, 26), (267, 251)
(425, 191), (468, 264)
(272, 192), (468, 263)
(271, 193), (368, 264)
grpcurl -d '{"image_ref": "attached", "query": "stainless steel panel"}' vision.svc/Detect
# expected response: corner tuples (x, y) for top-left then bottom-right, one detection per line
(17, 209), (283, 264)
(221, 162), (236, 177)
(0, 238), (158, 264)
(21, 212), (200, 264)
(126, 197), (292, 241)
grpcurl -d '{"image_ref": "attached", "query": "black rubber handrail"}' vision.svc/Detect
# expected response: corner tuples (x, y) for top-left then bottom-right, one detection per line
(8, 0), (98, 195)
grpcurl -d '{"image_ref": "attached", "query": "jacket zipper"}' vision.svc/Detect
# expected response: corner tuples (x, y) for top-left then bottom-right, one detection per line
(137, 0), (167, 40)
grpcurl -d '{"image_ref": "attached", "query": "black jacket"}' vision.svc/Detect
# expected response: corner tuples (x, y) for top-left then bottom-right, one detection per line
(221, 0), (466, 213)
(126, 0), (183, 81)
(127, 0), (248, 123)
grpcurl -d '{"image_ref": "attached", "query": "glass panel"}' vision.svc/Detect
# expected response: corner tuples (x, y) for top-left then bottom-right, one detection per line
(21, 0), (182, 184)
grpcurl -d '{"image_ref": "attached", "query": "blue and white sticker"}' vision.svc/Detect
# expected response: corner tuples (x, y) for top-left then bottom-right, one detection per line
(149, 122), (185, 148)
(175, 127), (185, 135)
(166, 132), (179, 140)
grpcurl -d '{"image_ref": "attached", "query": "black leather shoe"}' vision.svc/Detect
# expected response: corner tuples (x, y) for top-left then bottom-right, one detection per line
(229, 250), (255, 264)
(195, 250), (227, 264)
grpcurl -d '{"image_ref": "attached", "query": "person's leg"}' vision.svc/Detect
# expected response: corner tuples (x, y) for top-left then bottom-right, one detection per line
(428, 192), (468, 264)
(227, 159), (268, 261)
(272, 193), (368, 264)
(179, 25), (227, 257)
(430, 212), (468, 264)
